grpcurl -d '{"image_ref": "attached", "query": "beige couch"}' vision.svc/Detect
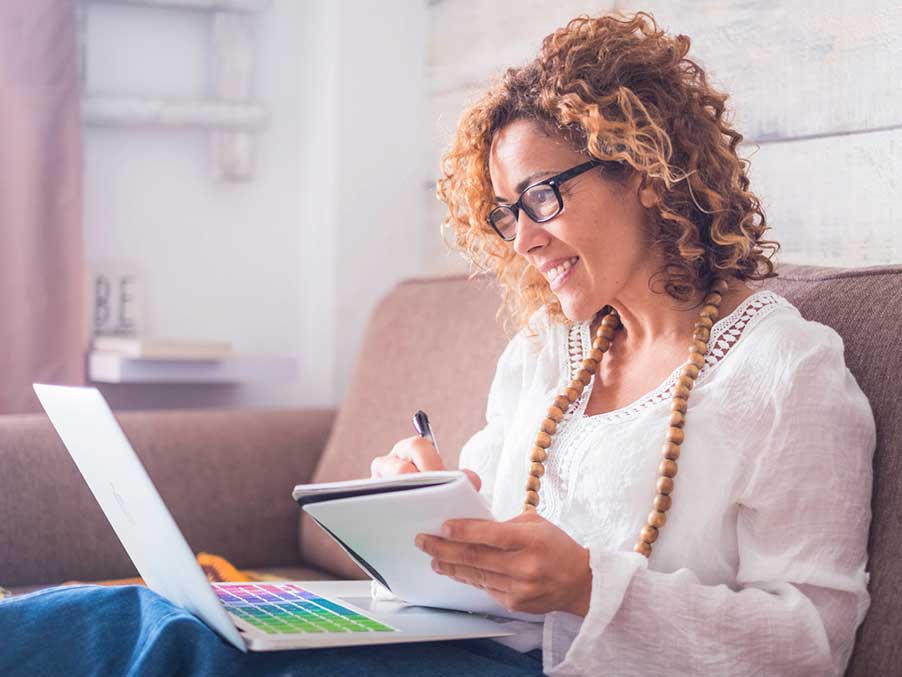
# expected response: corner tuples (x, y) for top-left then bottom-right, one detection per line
(1, 265), (900, 675)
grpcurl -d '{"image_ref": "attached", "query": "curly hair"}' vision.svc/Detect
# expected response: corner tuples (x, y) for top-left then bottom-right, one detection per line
(435, 10), (779, 334)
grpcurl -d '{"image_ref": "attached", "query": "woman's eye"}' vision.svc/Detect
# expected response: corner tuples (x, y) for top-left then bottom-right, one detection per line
(530, 187), (554, 203)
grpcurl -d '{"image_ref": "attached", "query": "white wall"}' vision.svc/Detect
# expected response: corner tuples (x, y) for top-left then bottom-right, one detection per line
(83, 0), (432, 410)
(425, 0), (902, 269)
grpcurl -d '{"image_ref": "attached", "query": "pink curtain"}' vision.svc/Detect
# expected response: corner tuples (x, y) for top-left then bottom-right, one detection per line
(0, 0), (83, 413)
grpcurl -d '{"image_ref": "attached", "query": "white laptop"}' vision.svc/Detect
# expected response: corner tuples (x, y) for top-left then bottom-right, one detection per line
(33, 384), (515, 652)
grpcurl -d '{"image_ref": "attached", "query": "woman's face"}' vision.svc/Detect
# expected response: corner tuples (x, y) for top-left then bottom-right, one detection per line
(488, 119), (657, 322)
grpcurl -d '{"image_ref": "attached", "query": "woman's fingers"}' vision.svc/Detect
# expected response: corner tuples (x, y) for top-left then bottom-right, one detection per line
(461, 469), (482, 491)
(439, 518), (530, 550)
(430, 560), (512, 593)
(415, 534), (513, 575)
(391, 436), (445, 472)
(370, 454), (418, 478)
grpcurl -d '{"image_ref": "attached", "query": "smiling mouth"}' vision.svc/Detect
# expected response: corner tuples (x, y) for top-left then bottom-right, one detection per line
(546, 257), (579, 286)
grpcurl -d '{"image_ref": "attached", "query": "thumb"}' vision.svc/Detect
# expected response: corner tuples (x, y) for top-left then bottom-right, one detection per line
(461, 469), (482, 492)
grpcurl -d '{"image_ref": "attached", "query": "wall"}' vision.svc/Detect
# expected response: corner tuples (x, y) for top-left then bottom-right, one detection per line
(425, 0), (902, 270)
(82, 0), (431, 410)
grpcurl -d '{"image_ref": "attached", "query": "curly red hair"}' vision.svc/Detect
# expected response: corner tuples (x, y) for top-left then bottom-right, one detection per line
(436, 11), (779, 334)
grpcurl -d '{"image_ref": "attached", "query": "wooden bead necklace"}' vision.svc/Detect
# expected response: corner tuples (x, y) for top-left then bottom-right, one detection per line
(522, 278), (729, 558)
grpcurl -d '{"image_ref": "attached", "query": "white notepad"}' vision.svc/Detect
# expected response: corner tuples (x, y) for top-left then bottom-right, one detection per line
(293, 471), (544, 622)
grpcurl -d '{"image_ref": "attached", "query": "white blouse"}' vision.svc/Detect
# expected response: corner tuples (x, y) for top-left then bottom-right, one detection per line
(457, 290), (876, 676)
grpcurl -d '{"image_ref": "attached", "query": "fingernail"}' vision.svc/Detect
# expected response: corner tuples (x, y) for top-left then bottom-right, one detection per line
(441, 523), (452, 538)
(415, 535), (425, 549)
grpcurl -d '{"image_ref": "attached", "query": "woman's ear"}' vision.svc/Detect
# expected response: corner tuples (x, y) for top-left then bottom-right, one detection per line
(637, 175), (659, 209)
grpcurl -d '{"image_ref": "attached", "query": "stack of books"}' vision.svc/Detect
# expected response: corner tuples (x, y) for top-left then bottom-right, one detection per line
(92, 337), (235, 361)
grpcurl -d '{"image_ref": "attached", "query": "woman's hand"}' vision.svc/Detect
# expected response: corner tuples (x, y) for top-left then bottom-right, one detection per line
(415, 511), (591, 616)
(369, 436), (482, 491)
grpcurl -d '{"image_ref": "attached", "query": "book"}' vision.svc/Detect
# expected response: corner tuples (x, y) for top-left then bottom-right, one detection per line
(92, 337), (234, 361)
(293, 471), (544, 622)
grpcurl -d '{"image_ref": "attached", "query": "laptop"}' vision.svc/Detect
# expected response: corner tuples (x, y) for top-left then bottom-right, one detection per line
(33, 384), (515, 652)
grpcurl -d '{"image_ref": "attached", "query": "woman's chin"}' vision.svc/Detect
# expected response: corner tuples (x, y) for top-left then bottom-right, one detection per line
(556, 297), (600, 324)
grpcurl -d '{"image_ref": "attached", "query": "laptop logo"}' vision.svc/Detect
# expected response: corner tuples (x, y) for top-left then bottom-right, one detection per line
(110, 482), (136, 526)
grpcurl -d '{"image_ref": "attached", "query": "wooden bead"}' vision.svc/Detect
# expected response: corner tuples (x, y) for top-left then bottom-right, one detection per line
(666, 428), (684, 445)
(598, 325), (615, 340)
(575, 369), (593, 386)
(525, 475), (541, 492)
(640, 525), (658, 543)
(694, 316), (713, 330)
(535, 432), (552, 449)
(553, 395), (570, 411)
(668, 411), (685, 428)
(657, 476), (674, 495)
(546, 405), (565, 423)
(653, 493), (672, 512)
(530, 447), (548, 463)
(676, 375), (695, 391)
(568, 381), (586, 396)
(692, 327), (710, 342)
(648, 510), (667, 528)
(564, 386), (580, 402)
(699, 304), (719, 320)
(687, 351), (705, 368)
(704, 292), (722, 306)
(673, 383), (691, 400)
(689, 339), (708, 355)
(541, 418), (557, 435)
(601, 312), (620, 327)
(523, 503), (537, 512)
(680, 363), (700, 380)
(592, 337), (611, 352)
(530, 462), (545, 477)
(671, 398), (688, 414)
(711, 278), (729, 295)
(525, 490), (540, 506)
(588, 348), (604, 362)
(634, 541), (652, 557)
(659, 459), (678, 478)
(580, 358), (598, 372)
(661, 442), (681, 460)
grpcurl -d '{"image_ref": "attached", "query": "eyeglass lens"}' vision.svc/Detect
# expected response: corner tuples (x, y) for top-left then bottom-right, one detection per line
(490, 184), (562, 239)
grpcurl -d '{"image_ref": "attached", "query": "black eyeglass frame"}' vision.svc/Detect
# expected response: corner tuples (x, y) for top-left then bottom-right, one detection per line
(486, 159), (604, 241)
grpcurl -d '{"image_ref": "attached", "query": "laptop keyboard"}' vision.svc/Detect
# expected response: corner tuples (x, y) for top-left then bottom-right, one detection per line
(213, 582), (398, 635)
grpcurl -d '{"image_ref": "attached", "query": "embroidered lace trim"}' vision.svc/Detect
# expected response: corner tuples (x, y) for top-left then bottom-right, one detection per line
(537, 290), (790, 522)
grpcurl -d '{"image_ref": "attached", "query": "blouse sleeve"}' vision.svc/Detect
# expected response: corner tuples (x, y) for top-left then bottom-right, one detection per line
(457, 324), (530, 507)
(548, 326), (876, 676)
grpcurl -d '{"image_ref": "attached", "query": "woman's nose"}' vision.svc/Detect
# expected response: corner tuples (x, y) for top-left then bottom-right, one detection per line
(513, 212), (548, 256)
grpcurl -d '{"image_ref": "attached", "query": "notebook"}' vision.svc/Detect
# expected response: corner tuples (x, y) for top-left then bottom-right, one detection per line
(294, 471), (544, 622)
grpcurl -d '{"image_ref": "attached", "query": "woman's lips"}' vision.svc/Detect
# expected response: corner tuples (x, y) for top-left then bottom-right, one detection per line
(549, 257), (579, 292)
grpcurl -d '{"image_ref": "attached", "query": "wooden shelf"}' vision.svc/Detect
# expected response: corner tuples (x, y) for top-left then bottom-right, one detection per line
(88, 352), (297, 384)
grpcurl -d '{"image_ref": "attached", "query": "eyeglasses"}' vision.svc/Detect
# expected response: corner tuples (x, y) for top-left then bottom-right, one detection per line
(486, 159), (603, 241)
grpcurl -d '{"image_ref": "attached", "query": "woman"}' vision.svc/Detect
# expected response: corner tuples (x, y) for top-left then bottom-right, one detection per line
(1, 11), (874, 677)
(377, 10), (874, 675)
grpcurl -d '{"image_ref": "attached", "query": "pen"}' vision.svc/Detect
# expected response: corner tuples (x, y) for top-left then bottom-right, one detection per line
(412, 410), (442, 459)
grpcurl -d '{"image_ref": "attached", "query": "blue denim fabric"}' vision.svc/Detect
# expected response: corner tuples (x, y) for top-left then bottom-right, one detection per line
(0, 585), (544, 676)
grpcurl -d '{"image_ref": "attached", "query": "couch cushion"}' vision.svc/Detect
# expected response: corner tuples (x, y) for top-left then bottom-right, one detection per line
(299, 275), (510, 579)
(757, 264), (902, 676)
(0, 408), (334, 588)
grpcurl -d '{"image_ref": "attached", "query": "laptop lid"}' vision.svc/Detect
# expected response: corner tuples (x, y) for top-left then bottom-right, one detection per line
(33, 384), (246, 652)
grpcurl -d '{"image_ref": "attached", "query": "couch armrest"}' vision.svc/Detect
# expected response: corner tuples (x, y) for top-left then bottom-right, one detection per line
(0, 407), (336, 588)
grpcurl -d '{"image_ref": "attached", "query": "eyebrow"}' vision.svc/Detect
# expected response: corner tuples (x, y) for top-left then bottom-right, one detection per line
(493, 170), (556, 202)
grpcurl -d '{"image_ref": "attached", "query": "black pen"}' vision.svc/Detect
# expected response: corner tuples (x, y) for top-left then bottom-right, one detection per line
(412, 410), (442, 460)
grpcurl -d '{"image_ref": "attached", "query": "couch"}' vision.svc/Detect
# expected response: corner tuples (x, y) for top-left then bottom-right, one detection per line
(1, 264), (900, 675)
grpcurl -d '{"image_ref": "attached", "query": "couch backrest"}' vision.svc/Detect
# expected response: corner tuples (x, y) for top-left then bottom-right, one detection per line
(301, 263), (901, 675)
(0, 408), (334, 587)
(755, 264), (902, 676)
